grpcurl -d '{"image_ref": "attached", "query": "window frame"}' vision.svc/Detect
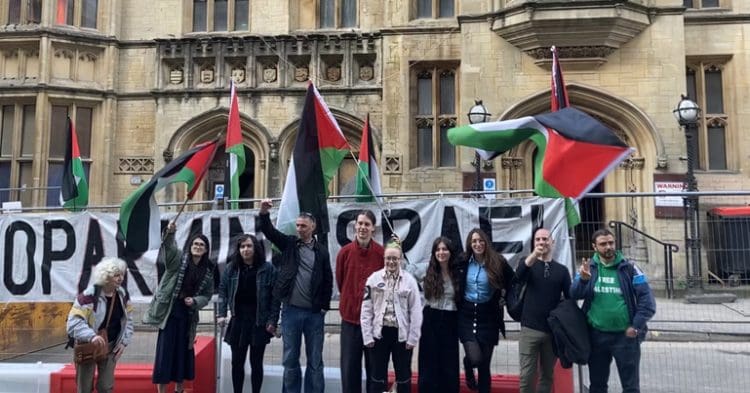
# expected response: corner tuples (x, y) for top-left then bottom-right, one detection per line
(55, 0), (99, 30)
(413, 0), (455, 20)
(46, 103), (94, 206)
(0, 102), (36, 205)
(683, 0), (725, 9)
(2, 0), (42, 25)
(317, 0), (357, 29)
(411, 63), (459, 169)
(190, 0), (251, 32)
(685, 58), (732, 171)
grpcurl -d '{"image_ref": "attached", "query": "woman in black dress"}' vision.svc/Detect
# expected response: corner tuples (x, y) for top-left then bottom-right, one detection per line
(218, 234), (277, 393)
(417, 237), (461, 393)
(457, 228), (514, 393)
(144, 222), (215, 393)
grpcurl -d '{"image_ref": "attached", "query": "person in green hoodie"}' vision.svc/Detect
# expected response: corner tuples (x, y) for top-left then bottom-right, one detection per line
(570, 228), (656, 393)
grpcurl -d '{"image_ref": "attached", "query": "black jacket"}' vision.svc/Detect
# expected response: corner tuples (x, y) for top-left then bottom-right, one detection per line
(547, 299), (591, 368)
(259, 213), (333, 326)
(455, 254), (515, 341)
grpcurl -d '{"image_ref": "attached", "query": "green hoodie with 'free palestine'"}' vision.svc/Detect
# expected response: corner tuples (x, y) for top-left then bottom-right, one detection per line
(586, 251), (630, 332)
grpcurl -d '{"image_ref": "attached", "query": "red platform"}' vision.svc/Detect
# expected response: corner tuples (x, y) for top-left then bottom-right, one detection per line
(388, 360), (573, 393)
(50, 336), (216, 393)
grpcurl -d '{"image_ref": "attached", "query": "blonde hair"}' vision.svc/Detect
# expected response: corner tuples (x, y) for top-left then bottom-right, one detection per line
(92, 258), (127, 286)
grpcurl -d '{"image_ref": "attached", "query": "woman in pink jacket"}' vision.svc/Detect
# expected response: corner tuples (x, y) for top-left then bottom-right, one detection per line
(360, 241), (422, 393)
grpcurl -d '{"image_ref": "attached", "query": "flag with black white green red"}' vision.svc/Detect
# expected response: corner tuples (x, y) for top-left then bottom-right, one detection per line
(549, 45), (579, 225)
(551, 46), (569, 112)
(448, 107), (634, 203)
(354, 114), (381, 202)
(225, 81), (245, 210)
(118, 139), (219, 253)
(277, 82), (349, 235)
(60, 117), (89, 211)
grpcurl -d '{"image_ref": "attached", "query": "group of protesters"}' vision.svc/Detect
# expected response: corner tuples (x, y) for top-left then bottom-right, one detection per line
(65, 200), (655, 393)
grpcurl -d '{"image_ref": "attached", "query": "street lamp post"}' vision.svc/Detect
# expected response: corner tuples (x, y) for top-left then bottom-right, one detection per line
(467, 100), (492, 192)
(673, 95), (703, 293)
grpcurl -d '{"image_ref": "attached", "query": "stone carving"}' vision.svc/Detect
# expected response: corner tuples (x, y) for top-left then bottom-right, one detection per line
(200, 66), (215, 83)
(294, 64), (309, 82)
(231, 67), (246, 83)
(359, 64), (374, 81)
(117, 157), (155, 174)
(262, 64), (277, 83)
(525, 46), (616, 60)
(163, 149), (174, 163)
(169, 67), (183, 84)
(326, 64), (342, 82)
(384, 155), (402, 174)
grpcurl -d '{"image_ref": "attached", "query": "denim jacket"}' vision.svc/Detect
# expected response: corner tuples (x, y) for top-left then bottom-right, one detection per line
(570, 256), (656, 338)
(218, 260), (277, 327)
(360, 269), (423, 347)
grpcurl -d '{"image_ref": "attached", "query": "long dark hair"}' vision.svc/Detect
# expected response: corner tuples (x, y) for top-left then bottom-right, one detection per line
(423, 237), (460, 302)
(229, 234), (265, 269)
(187, 233), (211, 265)
(463, 228), (508, 290)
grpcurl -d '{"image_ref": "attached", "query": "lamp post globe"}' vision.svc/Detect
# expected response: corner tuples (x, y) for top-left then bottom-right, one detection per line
(673, 95), (701, 126)
(674, 94), (704, 295)
(467, 100), (491, 192)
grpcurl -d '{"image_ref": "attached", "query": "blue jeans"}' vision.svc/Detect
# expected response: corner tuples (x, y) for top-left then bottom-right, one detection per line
(281, 304), (325, 393)
(588, 328), (641, 393)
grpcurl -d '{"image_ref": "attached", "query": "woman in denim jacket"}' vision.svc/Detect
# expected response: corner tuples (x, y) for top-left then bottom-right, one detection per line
(218, 234), (277, 393)
(360, 241), (423, 393)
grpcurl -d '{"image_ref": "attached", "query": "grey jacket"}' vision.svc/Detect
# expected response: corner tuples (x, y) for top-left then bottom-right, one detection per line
(360, 269), (423, 347)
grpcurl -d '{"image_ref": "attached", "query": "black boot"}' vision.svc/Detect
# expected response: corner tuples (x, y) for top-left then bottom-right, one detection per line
(464, 356), (478, 391)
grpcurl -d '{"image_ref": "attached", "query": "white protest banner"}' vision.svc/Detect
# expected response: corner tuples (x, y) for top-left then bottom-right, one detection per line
(1, 197), (569, 302)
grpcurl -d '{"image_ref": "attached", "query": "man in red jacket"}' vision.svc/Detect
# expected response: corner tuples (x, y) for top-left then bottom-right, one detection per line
(336, 210), (384, 393)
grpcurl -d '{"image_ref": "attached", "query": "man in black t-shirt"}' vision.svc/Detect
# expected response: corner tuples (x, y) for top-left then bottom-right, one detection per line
(515, 227), (571, 393)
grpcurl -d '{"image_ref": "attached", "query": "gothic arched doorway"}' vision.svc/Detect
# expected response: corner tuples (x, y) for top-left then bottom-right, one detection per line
(165, 108), (272, 204)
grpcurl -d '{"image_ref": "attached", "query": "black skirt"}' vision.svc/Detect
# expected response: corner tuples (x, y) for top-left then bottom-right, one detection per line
(224, 313), (272, 348)
(152, 301), (195, 384)
(458, 300), (502, 347)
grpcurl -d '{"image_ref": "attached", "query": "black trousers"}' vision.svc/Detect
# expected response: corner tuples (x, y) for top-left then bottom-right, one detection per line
(340, 320), (372, 393)
(418, 307), (459, 393)
(369, 326), (413, 393)
(230, 342), (267, 393)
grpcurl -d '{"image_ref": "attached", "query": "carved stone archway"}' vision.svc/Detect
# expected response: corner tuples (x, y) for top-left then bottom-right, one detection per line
(164, 108), (272, 201)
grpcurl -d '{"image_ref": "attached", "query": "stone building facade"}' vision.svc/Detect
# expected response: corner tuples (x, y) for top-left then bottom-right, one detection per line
(0, 0), (747, 276)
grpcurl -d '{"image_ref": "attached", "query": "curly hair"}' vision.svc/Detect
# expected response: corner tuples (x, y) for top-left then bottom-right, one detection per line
(463, 228), (508, 290)
(92, 257), (127, 286)
(423, 237), (460, 302)
(229, 233), (266, 268)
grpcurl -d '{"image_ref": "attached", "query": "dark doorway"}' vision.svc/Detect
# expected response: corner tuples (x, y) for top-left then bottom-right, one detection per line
(574, 181), (604, 261)
(530, 146), (604, 260)
(206, 145), (255, 207)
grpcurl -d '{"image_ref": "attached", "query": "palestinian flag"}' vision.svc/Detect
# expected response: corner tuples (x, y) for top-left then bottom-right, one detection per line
(225, 81), (245, 210)
(551, 46), (569, 111)
(60, 117), (89, 211)
(354, 114), (381, 202)
(549, 45), (579, 225)
(277, 82), (349, 235)
(118, 140), (219, 252)
(448, 107), (634, 201)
